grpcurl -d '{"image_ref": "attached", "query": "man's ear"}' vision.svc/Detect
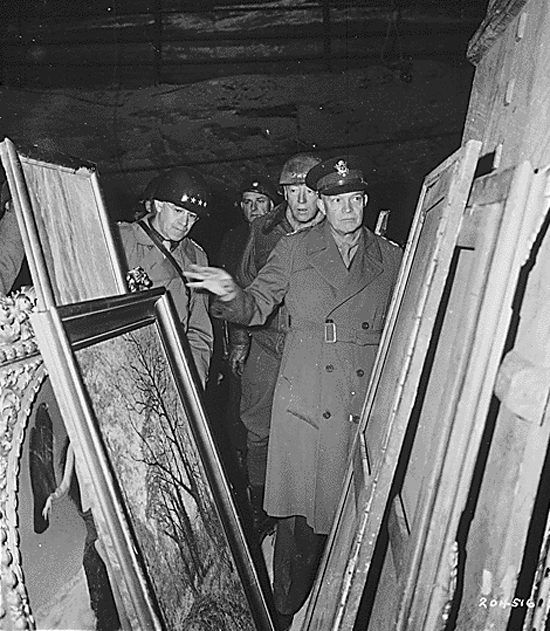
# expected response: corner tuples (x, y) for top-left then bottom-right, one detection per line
(363, 193), (369, 207)
(316, 196), (326, 215)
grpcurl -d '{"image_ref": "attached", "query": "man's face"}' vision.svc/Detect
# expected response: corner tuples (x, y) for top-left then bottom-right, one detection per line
(319, 191), (367, 236)
(152, 200), (199, 241)
(284, 183), (319, 224)
(240, 191), (272, 223)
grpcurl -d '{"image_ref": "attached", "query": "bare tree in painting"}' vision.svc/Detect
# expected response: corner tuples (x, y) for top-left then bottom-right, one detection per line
(79, 328), (253, 629)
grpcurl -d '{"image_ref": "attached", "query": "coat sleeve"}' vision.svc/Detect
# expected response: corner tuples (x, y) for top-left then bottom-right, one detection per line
(212, 234), (292, 326)
(0, 210), (25, 295)
(187, 248), (214, 387)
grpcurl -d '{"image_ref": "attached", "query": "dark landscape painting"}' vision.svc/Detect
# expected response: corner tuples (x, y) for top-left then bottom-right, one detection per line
(75, 324), (255, 631)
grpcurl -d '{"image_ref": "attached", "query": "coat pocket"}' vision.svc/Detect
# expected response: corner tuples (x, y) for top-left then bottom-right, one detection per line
(279, 374), (320, 430)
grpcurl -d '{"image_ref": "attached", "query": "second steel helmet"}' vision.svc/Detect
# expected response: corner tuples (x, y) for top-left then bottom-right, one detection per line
(153, 167), (211, 217)
(278, 153), (322, 186)
(238, 175), (279, 203)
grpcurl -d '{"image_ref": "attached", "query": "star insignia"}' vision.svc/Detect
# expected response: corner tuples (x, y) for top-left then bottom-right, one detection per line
(181, 193), (189, 202)
(191, 196), (196, 204)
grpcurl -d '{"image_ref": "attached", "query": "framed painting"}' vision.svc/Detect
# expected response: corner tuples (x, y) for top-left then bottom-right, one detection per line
(0, 137), (127, 309)
(30, 288), (276, 630)
(302, 139), (483, 630)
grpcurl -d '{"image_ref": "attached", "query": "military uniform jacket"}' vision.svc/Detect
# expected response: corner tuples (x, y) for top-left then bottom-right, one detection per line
(212, 220), (402, 534)
(233, 202), (294, 357)
(117, 220), (213, 386)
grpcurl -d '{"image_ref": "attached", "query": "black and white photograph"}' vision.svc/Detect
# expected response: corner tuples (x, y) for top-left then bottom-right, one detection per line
(3, 1), (550, 630)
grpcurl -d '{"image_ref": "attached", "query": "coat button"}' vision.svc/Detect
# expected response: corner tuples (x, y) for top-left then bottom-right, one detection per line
(362, 322), (370, 330)
(356, 368), (365, 377)
(325, 364), (334, 372)
(323, 410), (331, 419)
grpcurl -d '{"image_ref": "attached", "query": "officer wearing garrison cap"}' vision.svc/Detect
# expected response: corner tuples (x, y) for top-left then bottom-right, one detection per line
(117, 166), (214, 387)
(187, 155), (402, 628)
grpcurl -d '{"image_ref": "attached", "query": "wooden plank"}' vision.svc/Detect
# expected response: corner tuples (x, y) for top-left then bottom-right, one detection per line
(467, 0), (528, 64)
(455, 165), (550, 630)
(396, 161), (543, 630)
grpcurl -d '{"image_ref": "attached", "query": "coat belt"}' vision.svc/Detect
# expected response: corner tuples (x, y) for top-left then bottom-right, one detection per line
(290, 316), (382, 345)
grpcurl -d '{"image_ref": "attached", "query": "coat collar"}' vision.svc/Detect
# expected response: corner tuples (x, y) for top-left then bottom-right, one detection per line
(305, 220), (384, 310)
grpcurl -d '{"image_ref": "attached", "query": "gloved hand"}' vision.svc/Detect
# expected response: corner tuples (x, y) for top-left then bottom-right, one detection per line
(229, 343), (250, 377)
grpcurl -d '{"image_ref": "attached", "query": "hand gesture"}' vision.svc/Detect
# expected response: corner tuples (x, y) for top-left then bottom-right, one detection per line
(186, 264), (238, 301)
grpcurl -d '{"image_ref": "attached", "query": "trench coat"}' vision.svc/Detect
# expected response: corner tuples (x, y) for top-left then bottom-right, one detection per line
(117, 220), (213, 386)
(212, 220), (402, 534)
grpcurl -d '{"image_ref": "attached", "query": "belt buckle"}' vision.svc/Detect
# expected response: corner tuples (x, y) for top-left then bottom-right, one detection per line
(324, 320), (336, 343)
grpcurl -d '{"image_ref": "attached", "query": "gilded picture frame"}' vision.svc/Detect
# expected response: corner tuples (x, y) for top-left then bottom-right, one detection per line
(31, 288), (276, 631)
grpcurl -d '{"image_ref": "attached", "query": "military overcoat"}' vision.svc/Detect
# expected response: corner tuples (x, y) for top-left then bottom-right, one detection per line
(117, 219), (213, 386)
(213, 220), (402, 534)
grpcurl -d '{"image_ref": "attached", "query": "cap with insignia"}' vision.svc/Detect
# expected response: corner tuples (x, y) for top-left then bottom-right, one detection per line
(239, 175), (279, 203)
(305, 155), (369, 195)
(153, 167), (211, 217)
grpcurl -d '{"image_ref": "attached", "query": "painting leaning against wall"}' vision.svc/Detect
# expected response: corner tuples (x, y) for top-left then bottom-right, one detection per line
(76, 325), (253, 630)
(30, 289), (275, 630)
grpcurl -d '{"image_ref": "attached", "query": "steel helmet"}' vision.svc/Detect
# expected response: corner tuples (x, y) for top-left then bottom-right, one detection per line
(238, 175), (279, 203)
(278, 153), (322, 186)
(140, 174), (162, 204)
(153, 167), (211, 217)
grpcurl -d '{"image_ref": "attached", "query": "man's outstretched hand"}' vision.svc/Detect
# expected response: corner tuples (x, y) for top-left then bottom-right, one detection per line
(186, 264), (239, 302)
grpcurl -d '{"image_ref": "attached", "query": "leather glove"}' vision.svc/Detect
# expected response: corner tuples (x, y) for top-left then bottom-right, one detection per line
(229, 343), (250, 377)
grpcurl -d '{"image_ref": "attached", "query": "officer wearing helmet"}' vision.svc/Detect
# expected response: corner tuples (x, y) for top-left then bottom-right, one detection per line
(215, 176), (278, 455)
(133, 174), (162, 221)
(187, 155), (402, 629)
(217, 175), (279, 277)
(224, 154), (322, 544)
(117, 167), (214, 387)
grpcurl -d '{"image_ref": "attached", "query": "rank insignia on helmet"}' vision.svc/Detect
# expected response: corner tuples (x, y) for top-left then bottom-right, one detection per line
(153, 167), (211, 217)
(278, 154), (321, 186)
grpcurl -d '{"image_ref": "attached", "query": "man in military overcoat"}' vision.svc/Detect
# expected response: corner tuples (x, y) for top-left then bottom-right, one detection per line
(117, 167), (214, 387)
(230, 154), (322, 541)
(187, 156), (402, 628)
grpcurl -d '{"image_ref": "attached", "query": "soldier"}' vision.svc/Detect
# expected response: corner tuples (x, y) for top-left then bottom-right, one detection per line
(217, 175), (278, 277)
(186, 155), (403, 630)
(230, 155), (322, 543)
(117, 167), (214, 387)
(213, 176), (279, 481)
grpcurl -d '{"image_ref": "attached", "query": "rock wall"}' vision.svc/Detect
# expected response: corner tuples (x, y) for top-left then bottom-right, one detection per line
(0, 58), (475, 253)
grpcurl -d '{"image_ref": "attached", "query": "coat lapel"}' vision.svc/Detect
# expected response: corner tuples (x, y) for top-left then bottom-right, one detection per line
(306, 221), (349, 293)
(334, 228), (384, 306)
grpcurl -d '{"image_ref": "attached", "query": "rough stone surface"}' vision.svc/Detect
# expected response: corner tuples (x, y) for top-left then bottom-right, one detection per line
(0, 59), (474, 251)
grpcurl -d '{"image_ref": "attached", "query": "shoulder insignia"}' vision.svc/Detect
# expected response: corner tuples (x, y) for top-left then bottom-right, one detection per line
(189, 238), (206, 254)
(381, 235), (402, 249)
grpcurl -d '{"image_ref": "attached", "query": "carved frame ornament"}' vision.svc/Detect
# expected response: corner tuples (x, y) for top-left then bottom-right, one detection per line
(0, 287), (43, 631)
